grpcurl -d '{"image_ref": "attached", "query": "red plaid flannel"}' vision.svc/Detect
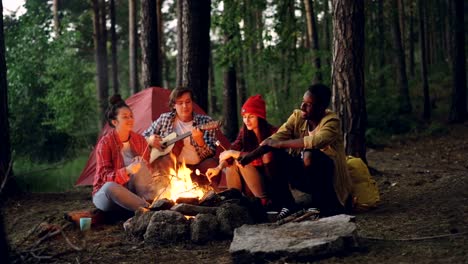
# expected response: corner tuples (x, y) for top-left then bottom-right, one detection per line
(93, 130), (150, 195)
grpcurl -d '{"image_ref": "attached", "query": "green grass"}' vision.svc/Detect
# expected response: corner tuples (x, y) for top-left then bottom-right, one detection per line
(13, 154), (90, 192)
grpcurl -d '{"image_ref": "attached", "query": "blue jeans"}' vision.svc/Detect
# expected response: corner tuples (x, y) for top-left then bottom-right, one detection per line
(93, 162), (155, 212)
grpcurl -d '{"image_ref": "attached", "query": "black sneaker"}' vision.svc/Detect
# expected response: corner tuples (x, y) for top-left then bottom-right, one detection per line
(277, 207), (292, 220)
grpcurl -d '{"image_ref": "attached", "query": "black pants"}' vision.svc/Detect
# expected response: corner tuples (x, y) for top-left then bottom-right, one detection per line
(274, 149), (344, 215)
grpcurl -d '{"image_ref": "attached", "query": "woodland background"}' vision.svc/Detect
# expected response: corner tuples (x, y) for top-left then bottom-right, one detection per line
(0, 0), (466, 192)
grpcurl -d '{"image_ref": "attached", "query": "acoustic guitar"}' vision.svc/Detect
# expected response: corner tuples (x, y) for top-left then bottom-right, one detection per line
(149, 120), (221, 163)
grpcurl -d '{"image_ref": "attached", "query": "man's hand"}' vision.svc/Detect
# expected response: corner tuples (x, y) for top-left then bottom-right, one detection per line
(148, 134), (163, 151)
(192, 127), (205, 146)
(126, 161), (142, 175)
(261, 138), (282, 148)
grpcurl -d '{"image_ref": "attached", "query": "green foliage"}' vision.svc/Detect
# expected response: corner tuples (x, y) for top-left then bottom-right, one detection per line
(14, 154), (89, 192)
(5, 2), (97, 162)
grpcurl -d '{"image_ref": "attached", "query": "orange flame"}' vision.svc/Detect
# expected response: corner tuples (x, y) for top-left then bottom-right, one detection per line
(157, 154), (207, 202)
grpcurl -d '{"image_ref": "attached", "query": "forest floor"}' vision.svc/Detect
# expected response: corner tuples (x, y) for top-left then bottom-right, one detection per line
(3, 123), (468, 263)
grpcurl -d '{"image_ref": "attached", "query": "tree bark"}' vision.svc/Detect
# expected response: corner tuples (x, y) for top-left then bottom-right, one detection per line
(157, 0), (169, 88)
(408, 0), (415, 78)
(391, 0), (412, 114)
(376, 0), (386, 90)
(331, 0), (367, 161)
(141, 0), (162, 88)
(53, 0), (61, 36)
(304, 0), (322, 84)
(223, 62), (238, 141)
(208, 47), (218, 114)
(179, 0), (211, 111)
(92, 0), (109, 127)
(129, 0), (139, 94)
(448, 0), (467, 122)
(176, 0), (183, 87)
(110, 0), (119, 94)
(418, 0), (431, 120)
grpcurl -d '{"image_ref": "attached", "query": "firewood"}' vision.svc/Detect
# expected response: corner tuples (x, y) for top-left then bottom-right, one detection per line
(171, 203), (217, 216)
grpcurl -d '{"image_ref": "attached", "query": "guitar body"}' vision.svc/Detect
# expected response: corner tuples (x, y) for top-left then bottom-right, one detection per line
(148, 120), (221, 164)
(150, 132), (176, 163)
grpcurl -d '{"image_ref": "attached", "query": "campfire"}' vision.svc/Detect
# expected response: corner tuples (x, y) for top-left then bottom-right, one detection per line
(152, 154), (212, 204)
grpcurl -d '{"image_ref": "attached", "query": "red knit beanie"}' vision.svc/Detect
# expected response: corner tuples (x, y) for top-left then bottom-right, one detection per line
(241, 94), (266, 119)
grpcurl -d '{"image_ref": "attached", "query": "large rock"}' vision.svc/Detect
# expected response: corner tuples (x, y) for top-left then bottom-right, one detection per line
(216, 203), (254, 237)
(230, 214), (358, 263)
(190, 213), (219, 244)
(144, 210), (190, 244)
(124, 208), (155, 240)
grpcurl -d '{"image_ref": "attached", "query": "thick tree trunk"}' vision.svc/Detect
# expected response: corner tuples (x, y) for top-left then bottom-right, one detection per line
(418, 0), (431, 120)
(92, 0), (109, 127)
(448, 0), (467, 122)
(331, 0), (367, 161)
(129, 0), (139, 94)
(180, 0), (211, 111)
(141, 0), (162, 88)
(110, 0), (119, 94)
(391, 0), (412, 114)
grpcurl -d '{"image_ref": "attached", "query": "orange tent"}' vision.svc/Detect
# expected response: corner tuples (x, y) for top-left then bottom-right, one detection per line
(76, 87), (231, 186)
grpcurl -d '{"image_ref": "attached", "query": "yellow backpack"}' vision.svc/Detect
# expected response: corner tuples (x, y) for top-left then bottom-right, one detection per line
(346, 156), (380, 212)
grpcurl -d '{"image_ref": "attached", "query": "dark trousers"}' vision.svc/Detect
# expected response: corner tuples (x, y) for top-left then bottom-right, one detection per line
(272, 149), (344, 215)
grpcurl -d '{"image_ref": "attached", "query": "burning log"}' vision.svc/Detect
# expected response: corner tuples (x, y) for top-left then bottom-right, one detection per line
(149, 198), (175, 211)
(175, 197), (199, 205)
(170, 203), (217, 216)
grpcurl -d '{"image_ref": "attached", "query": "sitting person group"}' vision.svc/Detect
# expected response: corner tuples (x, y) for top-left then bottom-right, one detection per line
(93, 84), (352, 220)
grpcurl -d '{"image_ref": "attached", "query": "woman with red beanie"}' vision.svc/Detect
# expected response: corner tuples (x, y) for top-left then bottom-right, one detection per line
(206, 95), (292, 209)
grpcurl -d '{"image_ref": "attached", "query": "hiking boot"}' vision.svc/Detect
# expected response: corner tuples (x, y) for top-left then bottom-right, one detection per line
(277, 207), (292, 220)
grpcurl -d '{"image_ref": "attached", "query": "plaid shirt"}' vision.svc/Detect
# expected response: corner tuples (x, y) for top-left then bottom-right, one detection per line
(142, 111), (216, 161)
(93, 130), (150, 196)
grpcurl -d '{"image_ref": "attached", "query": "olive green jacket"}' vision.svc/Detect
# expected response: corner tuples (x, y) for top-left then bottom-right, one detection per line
(269, 109), (352, 206)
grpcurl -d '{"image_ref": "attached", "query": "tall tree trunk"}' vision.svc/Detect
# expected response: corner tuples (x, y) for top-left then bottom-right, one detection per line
(237, 54), (247, 110)
(408, 0), (415, 78)
(157, 0), (169, 88)
(376, 0), (386, 90)
(208, 47), (218, 114)
(176, 0), (183, 87)
(129, 0), (139, 94)
(391, 0), (412, 114)
(397, 0), (405, 52)
(179, 0), (211, 111)
(141, 0), (162, 88)
(110, 0), (119, 94)
(0, 3), (12, 258)
(448, 0), (467, 122)
(92, 0), (109, 127)
(53, 0), (60, 36)
(223, 62), (238, 141)
(418, 0), (431, 120)
(304, 0), (322, 84)
(323, 0), (331, 52)
(331, 0), (367, 161)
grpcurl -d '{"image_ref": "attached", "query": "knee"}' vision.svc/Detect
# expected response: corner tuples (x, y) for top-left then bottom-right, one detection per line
(303, 151), (313, 167)
(100, 181), (122, 195)
(262, 152), (273, 164)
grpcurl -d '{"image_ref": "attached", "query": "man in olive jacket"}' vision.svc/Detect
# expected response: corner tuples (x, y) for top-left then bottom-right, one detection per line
(261, 83), (352, 216)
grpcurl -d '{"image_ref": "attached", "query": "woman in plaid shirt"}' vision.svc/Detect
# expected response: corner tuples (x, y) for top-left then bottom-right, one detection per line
(143, 86), (219, 187)
(93, 95), (154, 212)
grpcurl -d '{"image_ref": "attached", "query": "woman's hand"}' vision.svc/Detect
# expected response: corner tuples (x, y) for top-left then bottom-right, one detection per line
(219, 150), (241, 162)
(126, 160), (142, 175)
(206, 166), (222, 180)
